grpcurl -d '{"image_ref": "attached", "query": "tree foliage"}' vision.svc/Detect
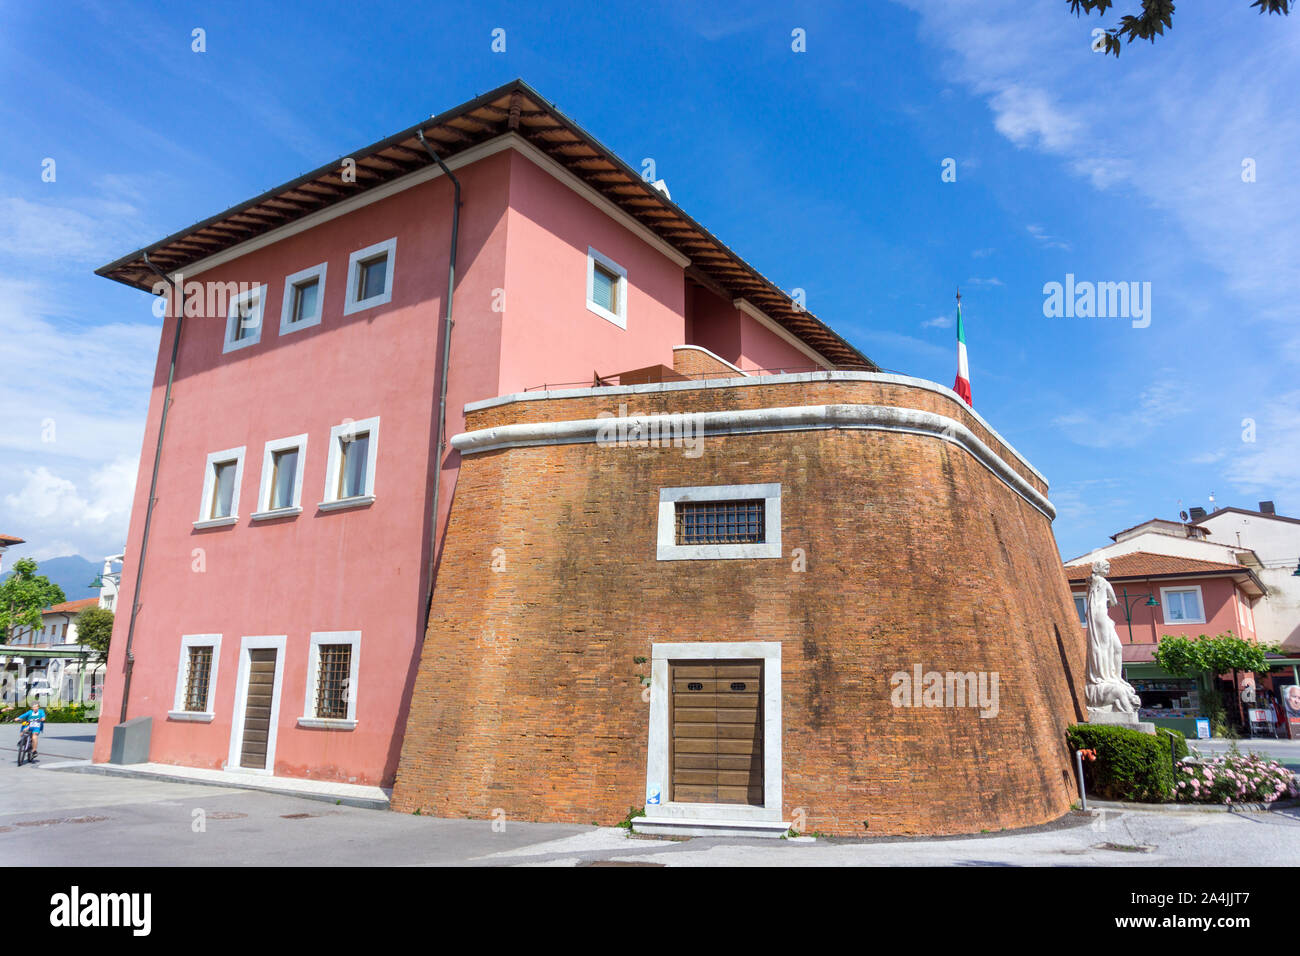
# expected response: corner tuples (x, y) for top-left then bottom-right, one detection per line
(1153, 632), (1273, 677)
(1068, 0), (1291, 57)
(0, 558), (67, 640)
(74, 606), (115, 661)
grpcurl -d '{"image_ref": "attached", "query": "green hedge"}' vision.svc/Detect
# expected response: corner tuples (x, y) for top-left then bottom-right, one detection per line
(1067, 724), (1188, 803)
(0, 703), (97, 723)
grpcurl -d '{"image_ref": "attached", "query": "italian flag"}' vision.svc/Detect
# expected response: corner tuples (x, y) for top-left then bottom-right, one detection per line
(952, 291), (972, 406)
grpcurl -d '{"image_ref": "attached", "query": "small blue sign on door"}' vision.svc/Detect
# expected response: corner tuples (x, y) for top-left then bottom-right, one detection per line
(646, 786), (661, 806)
(1195, 717), (1211, 739)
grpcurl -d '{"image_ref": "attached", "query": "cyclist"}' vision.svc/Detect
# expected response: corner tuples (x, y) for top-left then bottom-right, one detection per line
(16, 703), (46, 761)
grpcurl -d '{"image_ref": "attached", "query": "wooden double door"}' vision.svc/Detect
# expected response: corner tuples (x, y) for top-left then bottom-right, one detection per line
(670, 660), (764, 805)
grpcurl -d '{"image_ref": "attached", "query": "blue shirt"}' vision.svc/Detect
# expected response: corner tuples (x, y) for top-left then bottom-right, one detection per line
(19, 708), (45, 732)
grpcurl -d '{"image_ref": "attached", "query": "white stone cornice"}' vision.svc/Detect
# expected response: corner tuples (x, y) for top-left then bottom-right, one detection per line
(450, 402), (1056, 520)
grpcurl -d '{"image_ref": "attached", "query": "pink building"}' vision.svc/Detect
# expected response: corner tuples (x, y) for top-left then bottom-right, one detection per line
(92, 80), (875, 786)
(1064, 551), (1266, 735)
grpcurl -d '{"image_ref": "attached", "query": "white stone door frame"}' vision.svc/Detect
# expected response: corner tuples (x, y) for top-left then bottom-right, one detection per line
(643, 641), (783, 823)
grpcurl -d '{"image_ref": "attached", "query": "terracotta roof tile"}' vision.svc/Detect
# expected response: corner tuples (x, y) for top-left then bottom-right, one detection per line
(1064, 551), (1246, 582)
(44, 597), (100, 615)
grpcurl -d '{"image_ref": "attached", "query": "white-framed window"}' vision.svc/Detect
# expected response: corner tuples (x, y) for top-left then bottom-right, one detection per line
(320, 416), (380, 510)
(299, 631), (361, 728)
(343, 238), (396, 315)
(657, 483), (782, 561)
(223, 284), (267, 353)
(586, 246), (627, 329)
(1072, 593), (1087, 626)
(253, 433), (308, 519)
(169, 634), (221, 721)
(1161, 585), (1206, 626)
(195, 446), (245, 528)
(279, 262), (327, 334)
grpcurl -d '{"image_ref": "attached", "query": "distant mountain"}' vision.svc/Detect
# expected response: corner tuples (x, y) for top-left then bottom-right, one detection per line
(0, 555), (101, 607)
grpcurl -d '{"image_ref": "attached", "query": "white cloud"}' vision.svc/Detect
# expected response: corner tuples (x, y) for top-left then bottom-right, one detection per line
(0, 276), (153, 559)
(0, 186), (146, 264)
(1052, 375), (1190, 449)
(922, 314), (954, 329)
(3, 457), (138, 560)
(1225, 390), (1300, 492)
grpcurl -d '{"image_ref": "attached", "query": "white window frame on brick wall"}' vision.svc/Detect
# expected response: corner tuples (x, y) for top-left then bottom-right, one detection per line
(656, 483), (782, 561)
(298, 631), (361, 729)
(252, 433), (308, 519)
(320, 416), (380, 510)
(343, 238), (396, 315)
(585, 246), (627, 329)
(1160, 585), (1207, 626)
(222, 284), (267, 353)
(279, 262), (327, 334)
(195, 446), (245, 528)
(169, 633), (221, 722)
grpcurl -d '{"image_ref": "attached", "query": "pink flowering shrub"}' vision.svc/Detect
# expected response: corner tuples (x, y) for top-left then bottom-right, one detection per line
(1176, 750), (1299, 804)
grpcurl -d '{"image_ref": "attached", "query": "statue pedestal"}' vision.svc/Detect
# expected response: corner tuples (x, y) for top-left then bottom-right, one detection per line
(1088, 709), (1156, 735)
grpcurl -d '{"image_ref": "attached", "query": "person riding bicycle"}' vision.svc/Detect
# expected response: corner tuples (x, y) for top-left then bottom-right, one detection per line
(16, 704), (46, 759)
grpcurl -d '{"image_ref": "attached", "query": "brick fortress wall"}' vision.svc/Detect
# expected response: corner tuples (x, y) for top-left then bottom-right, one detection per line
(392, 376), (1085, 835)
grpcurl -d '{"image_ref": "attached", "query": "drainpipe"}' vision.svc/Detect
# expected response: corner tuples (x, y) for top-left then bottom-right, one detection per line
(416, 130), (461, 626)
(119, 254), (185, 723)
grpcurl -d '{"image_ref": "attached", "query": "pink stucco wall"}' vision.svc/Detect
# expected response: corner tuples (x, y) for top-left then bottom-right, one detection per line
(496, 150), (687, 392)
(94, 140), (837, 786)
(1070, 575), (1255, 664)
(684, 283), (821, 375)
(93, 152), (513, 785)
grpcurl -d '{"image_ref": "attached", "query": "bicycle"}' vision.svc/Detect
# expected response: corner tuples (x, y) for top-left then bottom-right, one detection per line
(16, 721), (33, 766)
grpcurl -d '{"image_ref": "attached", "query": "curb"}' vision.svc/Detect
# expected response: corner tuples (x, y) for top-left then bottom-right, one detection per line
(53, 761), (392, 811)
(1087, 797), (1300, 814)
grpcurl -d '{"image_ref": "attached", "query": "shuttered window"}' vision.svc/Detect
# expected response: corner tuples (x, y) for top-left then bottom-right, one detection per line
(591, 262), (618, 313)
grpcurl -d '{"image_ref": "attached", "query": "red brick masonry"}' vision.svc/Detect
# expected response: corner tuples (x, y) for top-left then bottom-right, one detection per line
(392, 374), (1085, 835)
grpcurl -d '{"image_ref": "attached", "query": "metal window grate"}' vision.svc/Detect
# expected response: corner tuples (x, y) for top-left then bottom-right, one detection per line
(315, 644), (352, 719)
(675, 499), (765, 545)
(184, 646), (213, 712)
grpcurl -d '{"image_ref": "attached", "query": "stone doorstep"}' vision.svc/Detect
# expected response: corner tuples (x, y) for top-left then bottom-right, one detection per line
(54, 761), (391, 810)
(632, 816), (792, 839)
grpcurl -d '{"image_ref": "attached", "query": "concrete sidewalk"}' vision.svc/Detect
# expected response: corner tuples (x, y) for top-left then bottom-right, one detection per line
(66, 761), (390, 809)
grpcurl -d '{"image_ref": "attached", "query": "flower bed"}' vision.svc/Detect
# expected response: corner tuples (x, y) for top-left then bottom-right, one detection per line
(1176, 749), (1298, 805)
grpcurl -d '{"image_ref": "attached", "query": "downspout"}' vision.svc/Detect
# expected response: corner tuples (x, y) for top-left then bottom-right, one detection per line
(416, 130), (461, 627)
(120, 254), (185, 723)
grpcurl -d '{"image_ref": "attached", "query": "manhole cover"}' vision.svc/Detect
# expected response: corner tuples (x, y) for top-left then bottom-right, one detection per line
(1093, 842), (1155, 853)
(579, 860), (665, 867)
(13, 815), (108, 828)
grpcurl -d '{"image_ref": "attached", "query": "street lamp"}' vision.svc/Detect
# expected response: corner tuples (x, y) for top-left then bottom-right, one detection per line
(1120, 586), (1161, 644)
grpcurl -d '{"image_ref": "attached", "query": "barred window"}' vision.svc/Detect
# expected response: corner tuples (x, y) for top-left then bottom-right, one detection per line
(675, 499), (765, 545)
(314, 644), (352, 719)
(184, 646), (213, 712)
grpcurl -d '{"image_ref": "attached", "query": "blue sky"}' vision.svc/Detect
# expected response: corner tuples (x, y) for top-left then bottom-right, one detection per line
(1, 0), (1297, 564)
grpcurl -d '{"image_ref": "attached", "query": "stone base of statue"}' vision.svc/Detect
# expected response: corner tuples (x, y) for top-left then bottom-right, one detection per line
(1087, 708), (1156, 734)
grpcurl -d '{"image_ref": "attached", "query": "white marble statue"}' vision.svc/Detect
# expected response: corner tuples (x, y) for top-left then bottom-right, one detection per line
(1084, 558), (1142, 714)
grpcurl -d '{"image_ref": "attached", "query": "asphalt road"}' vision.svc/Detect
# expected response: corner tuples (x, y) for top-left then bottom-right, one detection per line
(2, 725), (1298, 866)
